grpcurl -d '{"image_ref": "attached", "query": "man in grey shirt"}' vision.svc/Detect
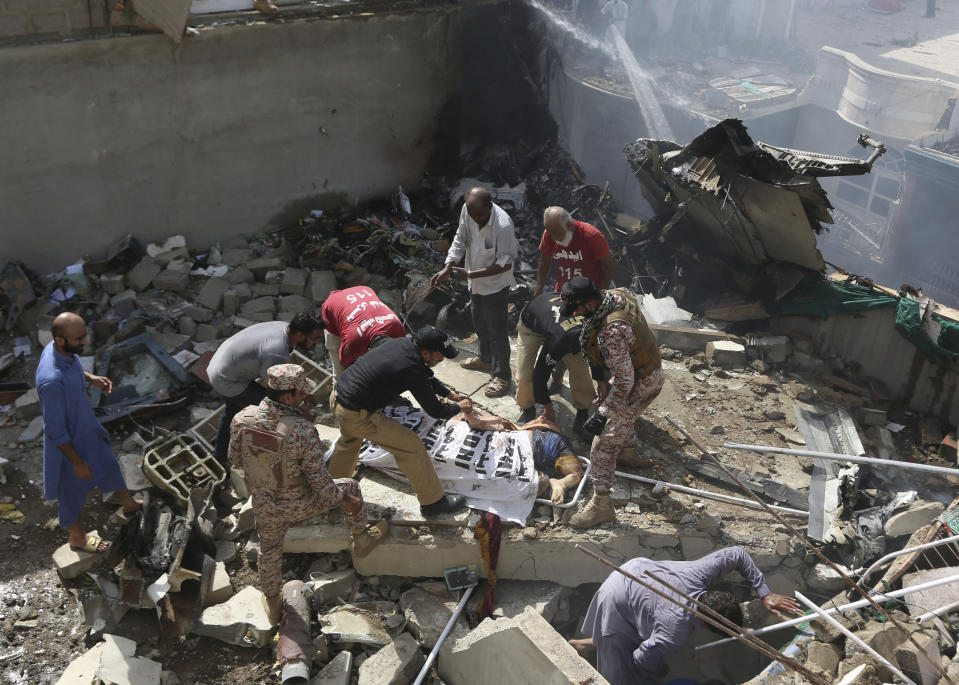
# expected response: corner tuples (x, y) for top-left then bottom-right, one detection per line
(569, 546), (802, 684)
(208, 310), (326, 462)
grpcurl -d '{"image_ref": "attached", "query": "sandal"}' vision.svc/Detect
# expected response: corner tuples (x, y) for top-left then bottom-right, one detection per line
(485, 377), (510, 398)
(70, 534), (112, 554)
(460, 356), (491, 371)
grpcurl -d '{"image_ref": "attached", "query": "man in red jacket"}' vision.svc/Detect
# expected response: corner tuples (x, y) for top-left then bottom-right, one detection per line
(321, 286), (406, 379)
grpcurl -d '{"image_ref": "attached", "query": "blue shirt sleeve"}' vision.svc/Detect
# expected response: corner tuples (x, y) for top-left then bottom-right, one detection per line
(38, 380), (72, 446)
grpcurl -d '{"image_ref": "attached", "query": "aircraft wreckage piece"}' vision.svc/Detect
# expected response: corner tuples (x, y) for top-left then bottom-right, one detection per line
(622, 119), (886, 303)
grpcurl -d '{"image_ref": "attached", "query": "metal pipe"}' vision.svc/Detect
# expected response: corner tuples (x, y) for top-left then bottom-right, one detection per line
(697, 572), (959, 650)
(724, 442), (959, 478)
(278, 580), (312, 684)
(614, 470), (809, 517)
(794, 591), (916, 685)
(917, 599), (959, 624)
(860, 534), (959, 586)
(412, 584), (475, 685)
(576, 544), (828, 685)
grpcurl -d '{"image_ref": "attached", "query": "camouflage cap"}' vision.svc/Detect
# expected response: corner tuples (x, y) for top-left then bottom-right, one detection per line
(266, 363), (318, 395)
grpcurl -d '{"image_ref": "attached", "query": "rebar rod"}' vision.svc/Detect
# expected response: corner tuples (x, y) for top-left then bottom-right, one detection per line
(697, 571), (959, 650)
(575, 544), (829, 685)
(614, 470), (809, 517)
(723, 441), (959, 478)
(666, 414), (954, 685)
(795, 591), (916, 685)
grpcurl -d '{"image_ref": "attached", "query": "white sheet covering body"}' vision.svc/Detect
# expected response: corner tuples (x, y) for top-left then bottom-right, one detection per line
(328, 406), (539, 524)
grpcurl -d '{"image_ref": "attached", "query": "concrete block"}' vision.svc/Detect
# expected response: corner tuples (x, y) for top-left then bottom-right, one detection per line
(243, 312), (275, 323)
(894, 630), (939, 685)
(240, 296), (275, 317)
(178, 316), (197, 337)
(196, 277), (230, 311)
(14, 387), (40, 420)
(252, 282), (280, 297)
(247, 255), (286, 277)
(222, 290), (240, 317)
(53, 529), (108, 580)
(17, 415), (43, 443)
(195, 585), (274, 647)
(307, 270), (338, 304)
(111, 289), (138, 318)
(357, 633), (424, 685)
(343, 266), (370, 288)
(400, 587), (458, 649)
(486, 580), (570, 622)
(649, 324), (745, 353)
(278, 294), (312, 314)
(196, 323), (221, 343)
(56, 633), (161, 685)
(281, 268), (308, 295)
(306, 569), (356, 608)
(179, 304), (213, 322)
(204, 561), (234, 607)
(806, 563), (849, 594)
(151, 270), (190, 292)
(706, 340), (747, 369)
(125, 256), (162, 292)
(235, 497), (255, 534)
(227, 265), (254, 286)
(748, 335), (791, 364)
(805, 640), (842, 677)
(313, 650), (352, 685)
(221, 248), (253, 266)
(438, 607), (609, 685)
(845, 623), (907, 663)
(146, 235), (188, 265)
(232, 282), (253, 300)
(884, 501), (945, 537)
(166, 258), (193, 274)
(100, 274), (125, 295)
(117, 453), (151, 492)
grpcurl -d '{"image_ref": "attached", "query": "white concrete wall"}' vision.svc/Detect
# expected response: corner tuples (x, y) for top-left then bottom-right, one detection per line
(0, 9), (461, 271)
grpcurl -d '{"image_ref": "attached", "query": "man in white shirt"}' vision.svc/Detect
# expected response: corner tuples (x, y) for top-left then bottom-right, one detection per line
(430, 187), (519, 398)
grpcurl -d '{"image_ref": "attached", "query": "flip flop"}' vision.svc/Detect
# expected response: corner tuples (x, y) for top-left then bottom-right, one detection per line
(485, 377), (510, 398)
(70, 534), (112, 554)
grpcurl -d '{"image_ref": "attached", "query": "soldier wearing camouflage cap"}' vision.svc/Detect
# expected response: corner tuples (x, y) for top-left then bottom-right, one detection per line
(229, 363), (388, 624)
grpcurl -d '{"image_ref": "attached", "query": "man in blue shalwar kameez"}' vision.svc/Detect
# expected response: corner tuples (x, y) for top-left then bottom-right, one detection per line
(37, 312), (141, 553)
(569, 546), (803, 684)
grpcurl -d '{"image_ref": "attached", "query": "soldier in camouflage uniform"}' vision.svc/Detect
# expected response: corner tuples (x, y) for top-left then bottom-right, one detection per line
(558, 278), (664, 528)
(230, 363), (388, 622)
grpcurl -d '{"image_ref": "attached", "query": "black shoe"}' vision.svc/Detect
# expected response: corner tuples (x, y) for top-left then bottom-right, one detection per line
(517, 406), (537, 425)
(420, 494), (466, 517)
(573, 409), (590, 434)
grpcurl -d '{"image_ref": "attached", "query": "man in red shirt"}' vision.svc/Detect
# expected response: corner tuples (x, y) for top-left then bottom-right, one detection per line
(534, 206), (615, 296)
(322, 286), (406, 379)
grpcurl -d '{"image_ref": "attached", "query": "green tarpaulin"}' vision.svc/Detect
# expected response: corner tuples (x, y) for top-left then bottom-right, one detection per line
(775, 275), (959, 364)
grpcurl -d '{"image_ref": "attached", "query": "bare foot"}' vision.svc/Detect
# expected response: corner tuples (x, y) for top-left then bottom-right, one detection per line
(568, 637), (595, 659)
(120, 492), (143, 514)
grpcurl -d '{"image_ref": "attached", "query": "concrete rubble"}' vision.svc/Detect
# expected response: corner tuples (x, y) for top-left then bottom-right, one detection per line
(194, 585), (275, 648)
(56, 633), (162, 685)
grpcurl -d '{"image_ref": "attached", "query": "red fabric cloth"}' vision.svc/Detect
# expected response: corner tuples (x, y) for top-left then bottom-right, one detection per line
(538, 220), (611, 291)
(474, 511), (502, 619)
(321, 286), (405, 367)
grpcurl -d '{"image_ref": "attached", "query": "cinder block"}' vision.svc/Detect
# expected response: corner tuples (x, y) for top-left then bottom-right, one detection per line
(196, 277), (230, 311)
(152, 270), (190, 292)
(278, 294), (311, 314)
(240, 296), (275, 317)
(307, 270), (337, 304)
(196, 323), (221, 343)
(706, 340), (746, 368)
(281, 268), (308, 295)
(251, 283), (280, 297)
(222, 290), (240, 317)
(125, 257), (161, 292)
(99, 274), (125, 296)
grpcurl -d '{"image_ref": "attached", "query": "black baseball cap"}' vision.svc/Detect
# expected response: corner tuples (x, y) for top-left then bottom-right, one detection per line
(414, 325), (459, 358)
(560, 277), (602, 316)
